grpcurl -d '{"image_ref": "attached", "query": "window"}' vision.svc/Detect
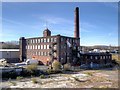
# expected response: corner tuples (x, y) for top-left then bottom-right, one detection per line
(47, 45), (49, 49)
(95, 56), (98, 60)
(35, 45), (37, 49)
(41, 38), (43, 42)
(36, 39), (37, 43)
(103, 56), (105, 59)
(33, 45), (34, 49)
(61, 38), (63, 41)
(44, 52), (46, 56)
(51, 38), (53, 42)
(47, 38), (50, 42)
(31, 40), (32, 43)
(109, 56), (111, 59)
(38, 39), (40, 43)
(38, 45), (40, 49)
(69, 38), (72, 43)
(41, 52), (43, 56)
(41, 45), (43, 49)
(44, 45), (46, 49)
(28, 45), (30, 49)
(48, 52), (49, 56)
(33, 39), (35, 43)
(26, 46), (27, 49)
(73, 39), (74, 43)
(36, 52), (37, 55)
(90, 56), (93, 59)
(39, 52), (41, 56)
(44, 38), (46, 42)
(54, 38), (57, 42)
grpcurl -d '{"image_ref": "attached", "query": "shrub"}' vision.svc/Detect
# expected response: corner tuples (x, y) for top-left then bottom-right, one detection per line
(84, 72), (93, 76)
(31, 78), (38, 84)
(26, 64), (37, 72)
(40, 74), (45, 79)
(2, 71), (17, 79)
(52, 60), (61, 71)
(46, 69), (62, 74)
(26, 64), (38, 75)
(63, 63), (71, 71)
(16, 76), (23, 80)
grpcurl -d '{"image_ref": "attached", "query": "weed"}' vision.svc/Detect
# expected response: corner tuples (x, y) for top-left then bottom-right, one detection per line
(16, 76), (23, 80)
(31, 78), (38, 84)
(40, 75), (45, 79)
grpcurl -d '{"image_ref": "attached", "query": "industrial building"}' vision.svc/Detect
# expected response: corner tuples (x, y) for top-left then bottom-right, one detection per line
(19, 7), (112, 66)
(20, 7), (80, 65)
(0, 49), (20, 63)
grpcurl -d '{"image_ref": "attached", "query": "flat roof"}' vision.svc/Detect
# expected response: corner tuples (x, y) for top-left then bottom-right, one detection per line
(0, 49), (19, 51)
(25, 34), (80, 40)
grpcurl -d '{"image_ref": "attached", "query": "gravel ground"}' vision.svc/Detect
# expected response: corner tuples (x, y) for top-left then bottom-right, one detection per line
(0, 69), (119, 88)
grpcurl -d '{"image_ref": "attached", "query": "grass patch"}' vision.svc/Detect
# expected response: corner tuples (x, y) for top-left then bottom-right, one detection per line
(84, 72), (93, 76)
(112, 54), (120, 65)
(40, 74), (45, 79)
(16, 76), (23, 80)
(31, 78), (38, 84)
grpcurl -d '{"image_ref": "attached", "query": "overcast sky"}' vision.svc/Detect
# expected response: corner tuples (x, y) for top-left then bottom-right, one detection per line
(1, 2), (118, 46)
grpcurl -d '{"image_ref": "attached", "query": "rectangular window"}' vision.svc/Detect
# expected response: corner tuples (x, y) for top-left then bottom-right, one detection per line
(44, 38), (46, 42)
(38, 45), (40, 49)
(35, 45), (37, 49)
(33, 39), (35, 43)
(48, 52), (49, 56)
(27, 45), (29, 49)
(44, 52), (46, 56)
(54, 38), (57, 42)
(26, 46), (27, 49)
(41, 45), (43, 49)
(38, 39), (40, 43)
(51, 38), (53, 42)
(39, 52), (41, 56)
(47, 38), (50, 42)
(31, 40), (32, 43)
(47, 45), (49, 49)
(61, 37), (63, 41)
(35, 52), (37, 55)
(36, 39), (37, 43)
(44, 45), (46, 49)
(30, 45), (32, 49)
(33, 45), (34, 49)
(41, 38), (43, 42)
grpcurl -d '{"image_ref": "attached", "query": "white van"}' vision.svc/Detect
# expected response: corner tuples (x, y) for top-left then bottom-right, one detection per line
(26, 59), (38, 65)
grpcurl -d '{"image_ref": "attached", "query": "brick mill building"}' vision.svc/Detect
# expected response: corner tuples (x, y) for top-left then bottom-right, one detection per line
(20, 7), (80, 65)
(20, 7), (112, 67)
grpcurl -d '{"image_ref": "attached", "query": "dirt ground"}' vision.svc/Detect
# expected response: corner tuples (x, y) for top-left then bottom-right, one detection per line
(0, 68), (119, 88)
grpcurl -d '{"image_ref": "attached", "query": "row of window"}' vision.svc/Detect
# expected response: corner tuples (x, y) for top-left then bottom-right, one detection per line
(29, 51), (50, 56)
(28, 37), (57, 44)
(26, 45), (50, 50)
(61, 37), (79, 43)
(85, 55), (111, 60)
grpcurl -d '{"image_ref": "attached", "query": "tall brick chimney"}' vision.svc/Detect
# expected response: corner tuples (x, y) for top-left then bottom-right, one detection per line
(74, 7), (79, 38)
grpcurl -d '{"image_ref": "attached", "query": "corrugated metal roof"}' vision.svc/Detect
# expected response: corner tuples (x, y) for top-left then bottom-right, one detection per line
(0, 49), (19, 51)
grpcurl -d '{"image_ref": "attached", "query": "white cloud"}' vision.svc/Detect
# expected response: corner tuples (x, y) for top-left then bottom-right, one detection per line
(38, 16), (73, 26)
(80, 22), (97, 32)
